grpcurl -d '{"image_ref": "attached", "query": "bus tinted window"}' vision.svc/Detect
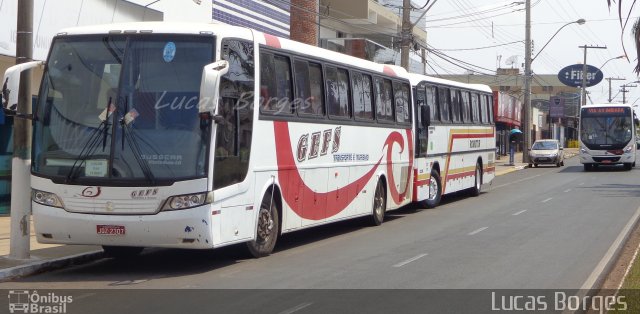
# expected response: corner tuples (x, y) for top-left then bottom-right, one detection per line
(470, 93), (480, 123)
(450, 89), (463, 123)
(438, 87), (450, 122)
(327, 67), (350, 118)
(260, 54), (292, 114)
(394, 82), (410, 124)
(487, 95), (494, 123)
(461, 91), (471, 123)
(352, 72), (374, 120)
(295, 60), (324, 116)
(426, 85), (439, 122)
(336, 69), (351, 117)
(375, 77), (394, 122)
(479, 94), (488, 124)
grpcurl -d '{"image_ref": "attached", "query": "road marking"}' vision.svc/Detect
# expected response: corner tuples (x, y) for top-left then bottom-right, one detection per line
(564, 189), (572, 193)
(541, 198), (553, 203)
(581, 204), (640, 290)
(512, 210), (527, 216)
(492, 174), (542, 189)
(579, 182), (585, 186)
(393, 253), (428, 267)
(468, 227), (489, 236)
(279, 303), (313, 314)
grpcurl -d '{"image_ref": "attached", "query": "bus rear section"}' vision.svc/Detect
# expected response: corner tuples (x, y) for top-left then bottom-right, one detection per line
(579, 105), (638, 171)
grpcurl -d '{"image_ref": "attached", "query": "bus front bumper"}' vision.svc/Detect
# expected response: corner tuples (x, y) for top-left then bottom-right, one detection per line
(33, 203), (215, 249)
(579, 153), (635, 165)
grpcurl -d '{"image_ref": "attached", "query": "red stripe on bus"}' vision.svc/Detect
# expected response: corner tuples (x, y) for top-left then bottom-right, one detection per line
(264, 33), (281, 48)
(446, 170), (476, 181)
(442, 131), (494, 193)
(273, 122), (412, 220)
(383, 65), (397, 77)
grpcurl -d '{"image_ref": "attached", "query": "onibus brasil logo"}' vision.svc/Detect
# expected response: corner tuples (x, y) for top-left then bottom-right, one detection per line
(8, 290), (73, 313)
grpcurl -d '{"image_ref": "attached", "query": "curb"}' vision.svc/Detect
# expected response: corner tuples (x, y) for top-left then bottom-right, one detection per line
(0, 250), (104, 282)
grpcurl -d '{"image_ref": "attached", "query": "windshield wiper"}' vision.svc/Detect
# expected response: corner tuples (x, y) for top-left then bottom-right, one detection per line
(65, 97), (113, 183)
(120, 102), (156, 185)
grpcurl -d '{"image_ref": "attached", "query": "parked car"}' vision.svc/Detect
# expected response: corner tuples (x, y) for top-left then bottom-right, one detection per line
(528, 139), (564, 167)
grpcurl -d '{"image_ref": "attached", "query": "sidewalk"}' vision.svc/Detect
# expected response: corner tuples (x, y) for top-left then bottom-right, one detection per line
(0, 149), (580, 282)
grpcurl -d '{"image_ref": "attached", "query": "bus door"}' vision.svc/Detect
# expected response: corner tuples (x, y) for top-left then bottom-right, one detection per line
(413, 84), (430, 202)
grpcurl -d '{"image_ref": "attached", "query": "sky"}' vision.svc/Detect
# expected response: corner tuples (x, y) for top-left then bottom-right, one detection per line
(417, 0), (640, 113)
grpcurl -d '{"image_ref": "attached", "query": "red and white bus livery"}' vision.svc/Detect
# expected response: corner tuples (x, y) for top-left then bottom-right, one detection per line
(3, 22), (494, 258)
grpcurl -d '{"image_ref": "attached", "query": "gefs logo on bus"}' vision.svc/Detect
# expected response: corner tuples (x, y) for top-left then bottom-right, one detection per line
(296, 127), (341, 162)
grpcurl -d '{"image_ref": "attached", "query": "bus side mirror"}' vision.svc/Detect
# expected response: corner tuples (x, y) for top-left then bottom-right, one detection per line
(3, 61), (43, 115)
(420, 105), (430, 128)
(199, 60), (229, 118)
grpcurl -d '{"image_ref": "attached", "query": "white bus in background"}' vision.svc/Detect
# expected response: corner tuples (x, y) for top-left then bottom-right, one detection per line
(579, 104), (639, 171)
(409, 74), (496, 208)
(4, 22), (418, 258)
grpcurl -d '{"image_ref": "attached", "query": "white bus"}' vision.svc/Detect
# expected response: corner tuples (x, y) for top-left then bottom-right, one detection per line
(409, 74), (496, 208)
(3, 22), (494, 258)
(579, 104), (638, 171)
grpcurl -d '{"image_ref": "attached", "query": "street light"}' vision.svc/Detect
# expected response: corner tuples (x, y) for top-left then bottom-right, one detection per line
(531, 18), (586, 62)
(523, 11), (585, 164)
(597, 55), (626, 102)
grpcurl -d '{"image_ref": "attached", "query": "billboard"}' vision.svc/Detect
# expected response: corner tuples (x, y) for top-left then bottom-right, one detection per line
(557, 64), (603, 87)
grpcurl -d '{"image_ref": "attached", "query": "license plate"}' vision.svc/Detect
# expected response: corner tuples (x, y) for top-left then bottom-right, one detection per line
(97, 225), (126, 235)
(602, 160), (612, 164)
(538, 158), (548, 161)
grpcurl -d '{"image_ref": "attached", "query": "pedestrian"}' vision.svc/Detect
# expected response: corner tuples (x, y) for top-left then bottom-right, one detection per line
(509, 126), (522, 166)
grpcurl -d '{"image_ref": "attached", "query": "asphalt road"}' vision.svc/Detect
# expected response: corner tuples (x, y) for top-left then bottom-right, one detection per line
(1, 156), (639, 312)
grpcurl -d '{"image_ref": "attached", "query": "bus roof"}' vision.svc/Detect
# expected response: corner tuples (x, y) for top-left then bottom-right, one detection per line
(55, 22), (409, 80)
(581, 103), (634, 109)
(405, 72), (493, 93)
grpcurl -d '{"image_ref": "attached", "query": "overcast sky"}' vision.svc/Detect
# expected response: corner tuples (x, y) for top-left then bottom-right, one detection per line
(419, 0), (640, 112)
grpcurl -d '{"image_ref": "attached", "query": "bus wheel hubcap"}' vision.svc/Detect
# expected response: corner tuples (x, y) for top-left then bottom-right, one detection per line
(257, 208), (273, 242)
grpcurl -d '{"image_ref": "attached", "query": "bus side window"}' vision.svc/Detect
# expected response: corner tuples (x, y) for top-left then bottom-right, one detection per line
(260, 53), (293, 115)
(425, 84), (439, 122)
(375, 77), (394, 122)
(470, 93), (480, 123)
(450, 89), (461, 123)
(438, 87), (451, 122)
(461, 91), (471, 123)
(352, 72), (374, 120)
(393, 82), (410, 124)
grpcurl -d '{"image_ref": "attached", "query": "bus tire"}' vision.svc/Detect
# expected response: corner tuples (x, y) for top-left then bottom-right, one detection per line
(624, 163), (633, 170)
(102, 246), (143, 259)
(371, 180), (386, 226)
(469, 162), (482, 197)
(583, 163), (592, 171)
(247, 193), (280, 258)
(424, 169), (442, 209)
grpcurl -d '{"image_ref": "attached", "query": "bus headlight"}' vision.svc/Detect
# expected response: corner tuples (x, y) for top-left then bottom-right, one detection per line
(32, 189), (64, 208)
(580, 146), (588, 154)
(624, 145), (633, 153)
(161, 192), (213, 211)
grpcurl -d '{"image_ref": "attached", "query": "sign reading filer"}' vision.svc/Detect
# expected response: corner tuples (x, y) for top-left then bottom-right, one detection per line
(557, 64), (603, 87)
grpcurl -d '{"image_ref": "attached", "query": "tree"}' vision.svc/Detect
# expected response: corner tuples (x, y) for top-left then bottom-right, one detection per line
(608, 0), (640, 73)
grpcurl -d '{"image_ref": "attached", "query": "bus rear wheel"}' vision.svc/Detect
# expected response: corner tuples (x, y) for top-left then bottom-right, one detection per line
(247, 193), (280, 258)
(469, 163), (482, 197)
(370, 180), (386, 226)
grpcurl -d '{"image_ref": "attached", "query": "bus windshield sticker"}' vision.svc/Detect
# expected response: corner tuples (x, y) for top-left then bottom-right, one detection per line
(85, 159), (108, 177)
(163, 42), (176, 62)
(98, 103), (116, 122)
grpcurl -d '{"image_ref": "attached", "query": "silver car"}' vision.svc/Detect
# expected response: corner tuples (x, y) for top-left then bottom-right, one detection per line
(528, 139), (564, 167)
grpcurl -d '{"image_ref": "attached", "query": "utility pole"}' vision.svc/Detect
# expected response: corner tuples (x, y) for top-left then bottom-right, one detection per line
(522, 0), (531, 163)
(400, 0), (411, 70)
(621, 84), (636, 104)
(9, 0), (33, 259)
(579, 45), (607, 107)
(606, 77), (625, 102)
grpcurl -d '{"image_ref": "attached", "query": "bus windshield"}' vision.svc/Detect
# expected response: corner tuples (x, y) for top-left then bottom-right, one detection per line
(580, 107), (633, 149)
(33, 35), (215, 184)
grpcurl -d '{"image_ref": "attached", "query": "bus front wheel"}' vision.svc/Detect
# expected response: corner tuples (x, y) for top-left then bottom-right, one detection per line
(247, 193), (280, 258)
(424, 169), (442, 209)
(624, 163), (633, 170)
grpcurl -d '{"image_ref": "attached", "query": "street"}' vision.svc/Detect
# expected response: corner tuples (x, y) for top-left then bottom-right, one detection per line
(0, 156), (639, 312)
